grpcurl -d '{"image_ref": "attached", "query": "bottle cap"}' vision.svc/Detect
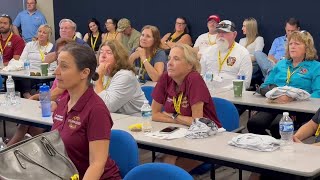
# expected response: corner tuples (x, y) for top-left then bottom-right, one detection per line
(8, 75), (12, 79)
(283, 112), (289, 116)
(39, 83), (50, 92)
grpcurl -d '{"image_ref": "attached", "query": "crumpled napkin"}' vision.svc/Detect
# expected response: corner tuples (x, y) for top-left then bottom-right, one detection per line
(266, 86), (310, 101)
(145, 128), (188, 140)
(2, 59), (24, 72)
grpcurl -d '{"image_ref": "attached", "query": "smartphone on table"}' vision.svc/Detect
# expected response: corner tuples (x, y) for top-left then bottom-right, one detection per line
(159, 126), (179, 134)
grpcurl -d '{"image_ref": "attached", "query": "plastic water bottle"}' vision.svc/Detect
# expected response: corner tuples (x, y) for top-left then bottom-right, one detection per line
(6, 75), (15, 104)
(141, 100), (152, 132)
(204, 71), (214, 95)
(237, 70), (246, 91)
(0, 138), (6, 150)
(0, 54), (4, 68)
(24, 59), (30, 75)
(279, 112), (294, 152)
(39, 84), (51, 117)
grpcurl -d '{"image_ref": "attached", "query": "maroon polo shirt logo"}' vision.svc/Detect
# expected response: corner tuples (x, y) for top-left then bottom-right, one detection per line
(181, 96), (189, 108)
(68, 116), (81, 129)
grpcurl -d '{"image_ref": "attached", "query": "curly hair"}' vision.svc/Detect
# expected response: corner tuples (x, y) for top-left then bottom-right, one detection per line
(285, 30), (318, 60)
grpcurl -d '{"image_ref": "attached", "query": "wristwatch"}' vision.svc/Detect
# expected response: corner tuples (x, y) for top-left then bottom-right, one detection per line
(171, 112), (179, 120)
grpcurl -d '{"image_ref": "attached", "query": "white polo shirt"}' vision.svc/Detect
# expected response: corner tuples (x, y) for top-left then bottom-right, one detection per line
(194, 32), (217, 55)
(200, 42), (252, 89)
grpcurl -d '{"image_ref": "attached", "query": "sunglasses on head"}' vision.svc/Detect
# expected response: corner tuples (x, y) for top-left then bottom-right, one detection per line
(217, 23), (236, 31)
(0, 14), (9, 17)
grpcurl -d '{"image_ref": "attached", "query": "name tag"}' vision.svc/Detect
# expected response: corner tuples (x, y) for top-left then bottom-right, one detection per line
(53, 114), (64, 121)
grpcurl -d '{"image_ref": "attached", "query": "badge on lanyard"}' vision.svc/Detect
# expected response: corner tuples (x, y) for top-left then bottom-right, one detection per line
(315, 124), (320, 137)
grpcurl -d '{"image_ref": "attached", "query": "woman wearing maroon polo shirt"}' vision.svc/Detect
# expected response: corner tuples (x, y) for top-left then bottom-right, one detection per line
(152, 43), (221, 171)
(51, 44), (120, 179)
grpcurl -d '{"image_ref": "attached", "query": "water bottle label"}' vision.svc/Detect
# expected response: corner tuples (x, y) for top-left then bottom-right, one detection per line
(141, 111), (152, 118)
(280, 123), (294, 132)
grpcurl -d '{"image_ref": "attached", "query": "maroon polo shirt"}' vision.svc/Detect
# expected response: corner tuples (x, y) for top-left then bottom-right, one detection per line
(51, 86), (121, 180)
(0, 34), (25, 63)
(152, 71), (221, 127)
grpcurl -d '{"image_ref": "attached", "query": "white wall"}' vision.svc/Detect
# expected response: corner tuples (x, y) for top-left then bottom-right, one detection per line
(37, 0), (55, 41)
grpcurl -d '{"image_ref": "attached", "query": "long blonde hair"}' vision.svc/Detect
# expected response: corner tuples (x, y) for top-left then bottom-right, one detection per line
(243, 17), (259, 47)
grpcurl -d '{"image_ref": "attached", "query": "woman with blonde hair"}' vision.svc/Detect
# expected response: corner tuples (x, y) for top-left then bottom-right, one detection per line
(152, 43), (221, 171)
(239, 17), (265, 87)
(248, 30), (320, 139)
(95, 40), (146, 116)
(129, 25), (166, 82)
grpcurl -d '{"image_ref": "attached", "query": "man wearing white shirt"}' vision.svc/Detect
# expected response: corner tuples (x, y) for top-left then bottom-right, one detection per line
(194, 14), (220, 56)
(201, 20), (252, 90)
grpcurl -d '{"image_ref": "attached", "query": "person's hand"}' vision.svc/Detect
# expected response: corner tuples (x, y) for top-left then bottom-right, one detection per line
(51, 101), (58, 112)
(293, 136), (302, 143)
(274, 95), (293, 104)
(97, 62), (111, 76)
(29, 94), (39, 101)
(135, 47), (147, 59)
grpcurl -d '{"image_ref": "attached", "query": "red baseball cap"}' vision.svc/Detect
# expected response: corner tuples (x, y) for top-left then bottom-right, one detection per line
(207, 15), (220, 23)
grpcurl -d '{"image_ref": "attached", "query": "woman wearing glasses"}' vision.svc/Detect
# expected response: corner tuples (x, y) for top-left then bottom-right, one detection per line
(129, 25), (166, 82)
(102, 18), (119, 43)
(161, 17), (192, 54)
(247, 31), (320, 139)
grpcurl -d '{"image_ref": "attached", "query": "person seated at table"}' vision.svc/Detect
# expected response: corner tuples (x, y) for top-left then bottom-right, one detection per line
(160, 17), (192, 54)
(6, 38), (73, 147)
(239, 17), (264, 89)
(247, 30), (320, 139)
(129, 25), (166, 82)
(151, 43), (221, 171)
(95, 40), (146, 116)
(18, 24), (53, 98)
(102, 18), (119, 43)
(83, 18), (103, 52)
(293, 107), (320, 146)
(0, 14), (25, 65)
(116, 18), (141, 52)
(200, 20), (252, 90)
(51, 43), (121, 179)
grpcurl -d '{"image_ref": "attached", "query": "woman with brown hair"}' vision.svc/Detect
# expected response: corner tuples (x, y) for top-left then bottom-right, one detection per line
(95, 40), (146, 116)
(129, 25), (167, 82)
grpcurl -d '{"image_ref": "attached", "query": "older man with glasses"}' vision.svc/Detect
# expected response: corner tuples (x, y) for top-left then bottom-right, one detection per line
(12, 0), (47, 42)
(0, 14), (25, 65)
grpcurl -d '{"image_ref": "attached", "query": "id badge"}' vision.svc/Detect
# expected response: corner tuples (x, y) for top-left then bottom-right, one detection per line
(213, 75), (222, 82)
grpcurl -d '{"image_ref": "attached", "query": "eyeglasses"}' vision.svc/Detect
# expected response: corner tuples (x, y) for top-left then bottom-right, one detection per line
(0, 14), (9, 17)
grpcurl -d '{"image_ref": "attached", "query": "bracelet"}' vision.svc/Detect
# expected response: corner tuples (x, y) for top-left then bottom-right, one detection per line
(142, 59), (148, 64)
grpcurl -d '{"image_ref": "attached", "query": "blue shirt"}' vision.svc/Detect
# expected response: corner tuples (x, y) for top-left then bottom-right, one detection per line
(262, 59), (320, 98)
(49, 37), (89, 53)
(13, 10), (47, 42)
(133, 49), (167, 81)
(268, 35), (286, 62)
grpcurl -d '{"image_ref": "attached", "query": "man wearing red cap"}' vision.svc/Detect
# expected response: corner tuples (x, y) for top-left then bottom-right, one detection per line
(194, 15), (220, 56)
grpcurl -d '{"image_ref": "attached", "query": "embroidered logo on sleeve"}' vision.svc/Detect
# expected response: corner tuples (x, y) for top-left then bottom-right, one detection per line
(53, 114), (64, 121)
(68, 116), (81, 129)
(227, 57), (236, 66)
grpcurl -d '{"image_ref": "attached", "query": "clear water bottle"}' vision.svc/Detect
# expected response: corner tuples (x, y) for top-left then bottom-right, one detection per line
(6, 75), (15, 104)
(0, 53), (4, 68)
(204, 71), (214, 95)
(0, 137), (6, 150)
(279, 112), (294, 152)
(141, 100), (152, 132)
(39, 84), (51, 117)
(24, 59), (30, 75)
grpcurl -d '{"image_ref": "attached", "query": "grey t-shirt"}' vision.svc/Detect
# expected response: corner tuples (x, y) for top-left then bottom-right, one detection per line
(312, 108), (320, 143)
(98, 69), (146, 116)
